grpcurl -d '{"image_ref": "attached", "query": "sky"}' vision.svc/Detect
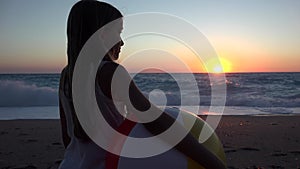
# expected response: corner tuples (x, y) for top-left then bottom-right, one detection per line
(0, 0), (299, 73)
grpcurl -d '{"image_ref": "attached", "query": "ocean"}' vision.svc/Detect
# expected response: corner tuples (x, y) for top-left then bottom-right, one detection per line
(0, 73), (299, 120)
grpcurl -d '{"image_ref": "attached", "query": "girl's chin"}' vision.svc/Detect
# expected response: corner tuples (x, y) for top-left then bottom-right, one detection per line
(112, 56), (119, 60)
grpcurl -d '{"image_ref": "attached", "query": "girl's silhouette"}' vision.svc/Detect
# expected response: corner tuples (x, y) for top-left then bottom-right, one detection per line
(58, 1), (226, 169)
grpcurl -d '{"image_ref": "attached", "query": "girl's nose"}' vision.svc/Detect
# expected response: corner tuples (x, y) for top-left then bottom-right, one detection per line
(120, 39), (124, 46)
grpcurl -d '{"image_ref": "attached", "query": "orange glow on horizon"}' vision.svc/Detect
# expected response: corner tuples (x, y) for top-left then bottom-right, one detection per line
(204, 57), (232, 73)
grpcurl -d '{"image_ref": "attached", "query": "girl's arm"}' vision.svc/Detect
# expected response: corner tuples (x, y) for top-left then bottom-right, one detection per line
(59, 101), (71, 148)
(111, 65), (226, 169)
(58, 69), (71, 148)
(59, 99), (71, 148)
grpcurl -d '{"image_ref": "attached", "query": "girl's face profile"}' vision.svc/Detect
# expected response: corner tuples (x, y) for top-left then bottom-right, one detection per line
(109, 39), (124, 61)
(106, 19), (124, 61)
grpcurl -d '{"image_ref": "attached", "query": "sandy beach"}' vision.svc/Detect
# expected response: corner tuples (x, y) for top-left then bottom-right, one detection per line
(0, 116), (299, 169)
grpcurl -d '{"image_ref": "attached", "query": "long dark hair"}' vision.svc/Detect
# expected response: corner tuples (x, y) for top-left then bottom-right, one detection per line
(67, 0), (122, 81)
(66, 0), (122, 140)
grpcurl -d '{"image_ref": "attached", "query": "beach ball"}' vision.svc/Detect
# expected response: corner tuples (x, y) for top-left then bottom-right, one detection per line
(106, 107), (227, 169)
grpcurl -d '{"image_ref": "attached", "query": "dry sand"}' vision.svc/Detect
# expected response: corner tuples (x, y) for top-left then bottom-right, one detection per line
(0, 116), (299, 169)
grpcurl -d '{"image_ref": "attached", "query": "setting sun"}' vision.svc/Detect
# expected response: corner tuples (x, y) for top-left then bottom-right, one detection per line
(205, 57), (232, 73)
(213, 65), (223, 73)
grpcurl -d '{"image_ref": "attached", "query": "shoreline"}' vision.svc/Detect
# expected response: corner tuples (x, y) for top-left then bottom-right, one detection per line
(1, 106), (300, 120)
(0, 113), (300, 121)
(0, 116), (299, 168)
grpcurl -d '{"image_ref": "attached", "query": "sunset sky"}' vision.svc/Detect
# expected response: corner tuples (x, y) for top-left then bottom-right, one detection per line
(0, 0), (299, 73)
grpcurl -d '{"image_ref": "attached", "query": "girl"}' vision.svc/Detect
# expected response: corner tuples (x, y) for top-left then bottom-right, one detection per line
(58, 1), (226, 169)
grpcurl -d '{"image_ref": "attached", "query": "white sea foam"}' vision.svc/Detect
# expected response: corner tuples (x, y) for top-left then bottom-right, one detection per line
(0, 73), (300, 119)
(0, 80), (58, 107)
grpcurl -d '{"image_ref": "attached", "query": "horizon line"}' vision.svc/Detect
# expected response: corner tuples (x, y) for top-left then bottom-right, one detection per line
(0, 71), (300, 75)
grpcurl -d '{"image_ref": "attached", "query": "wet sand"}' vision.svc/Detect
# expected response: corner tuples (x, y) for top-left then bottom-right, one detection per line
(215, 115), (300, 169)
(0, 116), (299, 169)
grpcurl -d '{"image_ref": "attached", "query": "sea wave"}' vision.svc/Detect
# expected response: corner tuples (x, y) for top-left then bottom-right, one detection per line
(0, 80), (58, 107)
(0, 72), (300, 108)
